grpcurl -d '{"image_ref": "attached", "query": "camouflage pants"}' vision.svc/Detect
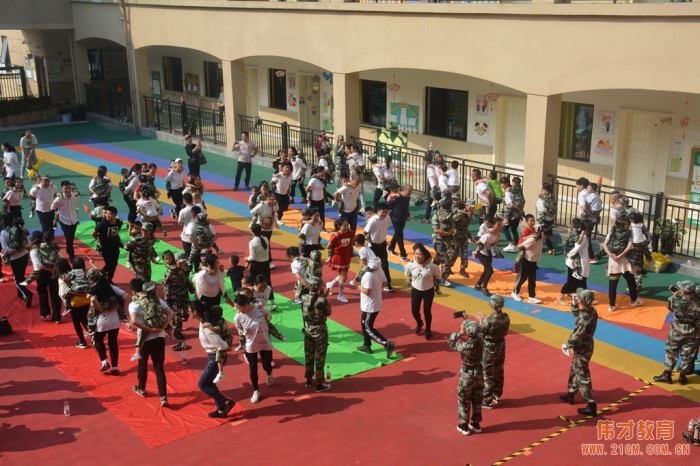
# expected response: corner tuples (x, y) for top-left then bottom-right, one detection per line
(453, 235), (469, 271)
(567, 347), (595, 403)
(304, 329), (329, 384)
(169, 300), (189, 333)
(132, 260), (152, 282)
(663, 326), (697, 375)
(629, 244), (647, 288)
(482, 343), (506, 404)
(457, 367), (484, 424)
(433, 237), (456, 281)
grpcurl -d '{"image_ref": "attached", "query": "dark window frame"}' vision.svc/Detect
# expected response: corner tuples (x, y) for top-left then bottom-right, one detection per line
(559, 101), (594, 162)
(162, 56), (183, 92)
(204, 61), (223, 99)
(425, 86), (469, 142)
(269, 68), (287, 110)
(361, 79), (387, 127)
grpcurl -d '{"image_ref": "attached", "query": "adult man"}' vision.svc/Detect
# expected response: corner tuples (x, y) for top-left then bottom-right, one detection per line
(130, 279), (173, 407)
(301, 277), (332, 393)
(449, 320), (484, 436)
(511, 228), (552, 304)
(535, 183), (557, 255)
(653, 281), (700, 385)
(334, 173), (361, 232)
(162, 252), (194, 341)
(165, 158), (186, 218)
(178, 192), (195, 257)
(232, 131), (258, 191)
(421, 155), (439, 224)
(452, 194), (473, 277)
(560, 288), (599, 417)
(184, 135), (204, 177)
(364, 202), (394, 292)
(51, 180), (80, 259)
(432, 197), (456, 287)
(185, 210), (216, 272)
(271, 162), (292, 225)
(478, 295), (510, 409)
(126, 222), (157, 281)
(333, 135), (348, 185)
(387, 184), (412, 262)
(314, 130), (332, 159)
(472, 168), (495, 223)
(19, 129), (38, 178)
(92, 206), (123, 281)
(29, 175), (58, 232)
(357, 257), (395, 358)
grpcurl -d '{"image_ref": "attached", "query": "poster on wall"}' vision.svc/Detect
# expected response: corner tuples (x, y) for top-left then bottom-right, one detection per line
(597, 111), (615, 135)
(475, 95), (489, 116)
(690, 148), (700, 204)
(388, 103), (419, 133)
(594, 138), (614, 157)
(286, 73), (298, 111)
(184, 72), (199, 95)
(473, 121), (489, 138)
(151, 71), (161, 100)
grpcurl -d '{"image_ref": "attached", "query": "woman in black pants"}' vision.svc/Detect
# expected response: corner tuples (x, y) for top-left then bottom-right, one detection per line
(89, 269), (128, 374)
(58, 258), (91, 349)
(0, 215), (33, 307)
(122, 163), (142, 226)
(247, 224), (272, 286)
(472, 218), (503, 297)
(28, 231), (63, 322)
(194, 253), (234, 312)
(556, 223), (592, 305)
(603, 217), (643, 312)
(404, 243), (442, 339)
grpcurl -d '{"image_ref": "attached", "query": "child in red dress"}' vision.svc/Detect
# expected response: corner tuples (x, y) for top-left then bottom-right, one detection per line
(325, 218), (354, 303)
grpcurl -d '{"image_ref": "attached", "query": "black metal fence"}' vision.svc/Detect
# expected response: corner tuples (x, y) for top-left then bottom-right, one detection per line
(143, 96), (226, 145)
(239, 115), (332, 159)
(551, 176), (700, 259)
(0, 66), (29, 100)
(85, 84), (132, 121)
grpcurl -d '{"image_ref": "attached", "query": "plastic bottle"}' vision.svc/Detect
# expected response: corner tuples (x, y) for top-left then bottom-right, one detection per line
(325, 364), (331, 381)
(181, 351), (188, 365)
(63, 401), (71, 416)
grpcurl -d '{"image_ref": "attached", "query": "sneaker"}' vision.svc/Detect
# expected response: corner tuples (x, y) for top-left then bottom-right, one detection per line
(213, 372), (225, 384)
(172, 341), (187, 351)
(442, 280), (452, 288)
(216, 248), (225, 254)
(160, 396), (169, 407)
(503, 244), (517, 253)
(493, 396), (502, 405)
(289, 197), (295, 204)
(630, 299), (643, 308)
(132, 385), (146, 398)
(511, 292), (522, 302)
(608, 305), (618, 312)
(482, 401), (496, 410)
(572, 272), (583, 280)
(231, 187), (239, 192)
(153, 256), (161, 264)
(269, 263), (276, 269)
(457, 423), (471, 436)
(315, 383), (331, 393)
(221, 398), (234, 416)
(208, 410), (226, 418)
(277, 220), (284, 226)
(325, 281), (335, 295)
(19, 280), (28, 287)
(109, 367), (120, 375)
(359, 207), (365, 213)
(301, 198), (307, 204)
(266, 373), (274, 386)
(481, 288), (492, 297)
(250, 390), (261, 404)
(469, 422), (482, 433)
(383, 286), (396, 292)
(100, 361), (110, 372)
(170, 209), (177, 220)
(130, 353), (142, 362)
(474, 284), (482, 291)
(268, 303), (277, 311)
(527, 297), (542, 304)
(385, 340), (396, 358)
(356, 345), (373, 354)
(400, 256), (408, 262)
(337, 295), (348, 303)
(29, 211), (34, 218)
(304, 378), (314, 388)
(76, 342), (89, 349)
(387, 249), (398, 257)
(292, 298), (302, 304)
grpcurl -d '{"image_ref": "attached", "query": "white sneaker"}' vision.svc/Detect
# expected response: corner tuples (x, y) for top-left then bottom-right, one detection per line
(360, 207), (365, 213)
(251, 390), (261, 404)
(527, 297), (542, 304)
(442, 280), (452, 288)
(337, 295), (348, 303)
(213, 372), (224, 384)
(348, 280), (356, 287)
(277, 220), (285, 226)
(503, 244), (517, 253)
(325, 281), (334, 295)
(19, 281), (29, 287)
(511, 292), (522, 302)
(630, 299), (643, 308)
(153, 256), (160, 263)
(130, 353), (142, 362)
(268, 303), (277, 311)
(269, 263), (276, 269)
(266, 373), (274, 386)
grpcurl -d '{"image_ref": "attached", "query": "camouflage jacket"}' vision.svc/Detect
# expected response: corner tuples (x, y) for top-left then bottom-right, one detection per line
(432, 207), (454, 240)
(138, 294), (166, 329)
(668, 293), (700, 331)
(126, 234), (153, 262)
(452, 203), (472, 239)
(192, 220), (214, 248)
(479, 312), (511, 348)
(563, 229), (581, 256)
(301, 294), (331, 334)
(162, 265), (194, 303)
(537, 194), (556, 223)
(448, 332), (484, 369)
(607, 227), (631, 255)
(567, 306), (598, 351)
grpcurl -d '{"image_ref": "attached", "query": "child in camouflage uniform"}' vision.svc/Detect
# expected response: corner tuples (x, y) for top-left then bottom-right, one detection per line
(307, 249), (323, 282)
(628, 211), (652, 291)
(131, 281), (169, 361)
(91, 166), (112, 204)
(563, 218), (584, 280)
(162, 251), (194, 341)
(125, 221), (158, 281)
(203, 305), (233, 384)
(21, 231), (61, 286)
(449, 320), (484, 436)
(60, 263), (92, 332)
(287, 247), (309, 303)
(301, 277), (332, 392)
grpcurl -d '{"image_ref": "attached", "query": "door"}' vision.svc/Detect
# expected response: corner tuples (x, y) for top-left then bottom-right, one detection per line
(621, 110), (671, 194)
(34, 56), (47, 97)
(245, 67), (259, 117)
(298, 74), (320, 130)
(500, 96), (526, 170)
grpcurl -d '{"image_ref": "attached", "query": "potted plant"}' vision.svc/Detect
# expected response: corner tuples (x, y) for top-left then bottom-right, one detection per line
(653, 218), (686, 255)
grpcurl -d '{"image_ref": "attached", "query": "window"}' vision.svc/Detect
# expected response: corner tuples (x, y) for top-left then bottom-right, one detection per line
(361, 80), (387, 127)
(269, 68), (287, 110)
(162, 56), (183, 92)
(87, 49), (103, 80)
(425, 87), (468, 141)
(204, 61), (223, 98)
(1, 36), (10, 66)
(559, 102), (593, 162)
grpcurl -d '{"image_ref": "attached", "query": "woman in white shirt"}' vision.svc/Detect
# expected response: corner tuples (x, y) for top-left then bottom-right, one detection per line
(289, 147), (307, 203)
(250, 193), (278, 265)
(88, 268), (129, 374)
(247, 224), (272, 287)
(305, 166), (328, 224)
(234, 293), (286, 404)
(299, 209), (323, 257)
(194, 253), (234, 311)
(189, 300), (235, 418)
(2, 143), (20, 180)
(556, 222), (591, 306)
(404, 243), (441, 340)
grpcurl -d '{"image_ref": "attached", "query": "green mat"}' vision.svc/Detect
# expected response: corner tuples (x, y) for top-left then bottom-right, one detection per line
(74, 222), (399, 380)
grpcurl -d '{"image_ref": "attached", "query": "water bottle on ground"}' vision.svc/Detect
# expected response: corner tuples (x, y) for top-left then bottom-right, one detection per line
(325, 365), (331, 382)
(181, 351), (187, 365)
(63, 401), (71, 416)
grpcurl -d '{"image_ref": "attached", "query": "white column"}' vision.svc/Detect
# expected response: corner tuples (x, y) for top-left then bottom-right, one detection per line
(523, 93), (562, 208)
(222, 59), (247, 150)
(332, 72), (360, 140)
(125, 46), (149, 131)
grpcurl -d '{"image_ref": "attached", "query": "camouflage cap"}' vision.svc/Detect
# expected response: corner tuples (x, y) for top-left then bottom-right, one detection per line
(490, 294), (505, 311)
(462, 320), (480, 338)
(677, 280), (696, 294)
(196, 212), (208, 222)
(141, 222), (154, 231)
(619, 196), (630, 205)
(310, 250), (322, 262)
(86, 268), (102, 280)
(175, 252), (188, 263)
(142, 281), (156, 293)
(305, 276), (322, 292)
(576, 288), (595, 306)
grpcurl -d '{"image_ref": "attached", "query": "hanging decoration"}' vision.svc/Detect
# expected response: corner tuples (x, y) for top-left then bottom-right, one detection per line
(388, 83), (401, 101)
(681, 94), (691, 140)
(484, 83), (500, 112)
(275, 69), (286, 78)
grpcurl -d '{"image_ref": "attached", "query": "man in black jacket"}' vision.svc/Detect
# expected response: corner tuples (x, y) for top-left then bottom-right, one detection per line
(387, 184), (412, 262)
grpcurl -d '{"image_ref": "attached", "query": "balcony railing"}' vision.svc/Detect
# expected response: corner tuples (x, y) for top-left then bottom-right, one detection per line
(143, 96), (227, 146)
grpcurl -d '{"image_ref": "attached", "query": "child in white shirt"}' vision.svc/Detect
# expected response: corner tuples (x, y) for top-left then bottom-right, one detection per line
(349, 234), (376, 287)
(477, 216), (503, 258)
(446, 160), (460, 194)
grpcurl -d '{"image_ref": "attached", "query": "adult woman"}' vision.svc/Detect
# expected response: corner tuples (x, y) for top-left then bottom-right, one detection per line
(189, 300), (235, 418)
(233, 293), (285, 404)
(247, 224), (272, 285)
(404, 243), (441, 340)
(29, 230), (63, 322)
(60, 257), (92, 349)
(122, 163), (142, 227)
(250, 193), (278, 265)
(603, 216), (643, 312)
(0, 214), (32, 306)
(2, 142), (20, 179)
(472, 216), (503, 297)
(194, 253), (234, 312)
(289, 147), (307, 203)
(88, 268), (128, 374)
(556, 221), (591, 306)
(299, 208), (323, 258)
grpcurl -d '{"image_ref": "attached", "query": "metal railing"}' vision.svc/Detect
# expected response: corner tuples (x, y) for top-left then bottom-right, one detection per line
(550, 175), (700, 259)
(85, 84), (132, 121)
(0, 66), (29, 100)
(239, 115), (333, 159)
(143, 96), (226, 145)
